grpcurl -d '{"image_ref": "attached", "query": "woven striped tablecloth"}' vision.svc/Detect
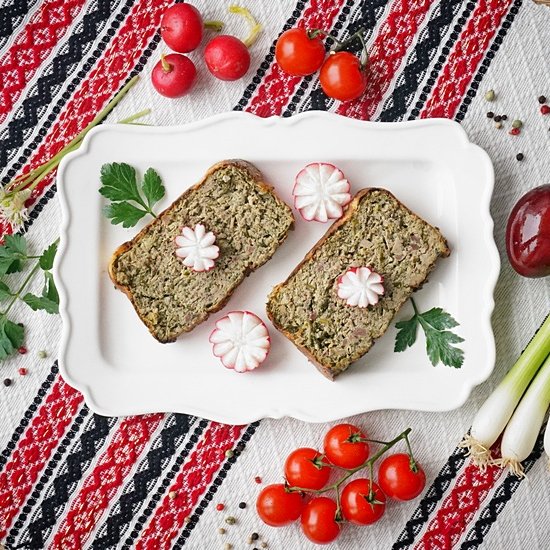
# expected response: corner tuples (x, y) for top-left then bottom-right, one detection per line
(1, 1), (550, 548)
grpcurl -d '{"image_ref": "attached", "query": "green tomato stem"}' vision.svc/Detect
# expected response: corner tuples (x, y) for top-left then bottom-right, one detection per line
(204, 20), (224, 32)
(229, 5), (262, 48)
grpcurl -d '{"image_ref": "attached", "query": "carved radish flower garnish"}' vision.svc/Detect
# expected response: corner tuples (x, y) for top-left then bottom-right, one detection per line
(337, 267), (384, 307)
(293, 162), (352, 222)
(210, 311), (271, 373)
(175, 223), (219, 272)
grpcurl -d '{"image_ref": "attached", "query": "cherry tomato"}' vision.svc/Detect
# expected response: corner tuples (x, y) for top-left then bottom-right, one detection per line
(319, 51), (367, 102)
(151, 54), (196, 98)
(160, 4), (203, 53)
(284, 447), (330, 490)
(301, 497), (340, 545)
(324, 423), (370, 469)
(204, 35), (250, 80)
(378, 453), (426, 501)
(341, 478), (386, 525)
(256, 483), (304, 527)
(275, 28), (325, 76)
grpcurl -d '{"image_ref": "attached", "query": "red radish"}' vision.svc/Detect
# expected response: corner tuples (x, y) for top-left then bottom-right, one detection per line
(160, 3), (203, 53)
(337, 267), (384, 307)
(151, 53), (196, 98)
(175, 223), (219, 272)
(293, 162), (351, 222)
(204, 35), (250, 80)
(209, 311), (270, 373)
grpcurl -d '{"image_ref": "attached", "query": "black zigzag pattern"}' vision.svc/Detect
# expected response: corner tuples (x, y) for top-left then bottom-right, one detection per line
(233, 0), (308, 112)
(121, 419), (209, 550)
(306, 0), (390, 113)
(379, 0), (463, 122)
(459, 426), (545, 549)
(0, 363), (58, 471)
(15, 413), (116, 550)
(0, 0), (134, 174)
(5, 406), (90, 548)
(455, 0), (523, 122)
(392, 445), (468, 550)
(173, 422), (260, 549)
(91, 414), (196, 550)
(407, 0), (477, 120)
(0, 0), (39, 50)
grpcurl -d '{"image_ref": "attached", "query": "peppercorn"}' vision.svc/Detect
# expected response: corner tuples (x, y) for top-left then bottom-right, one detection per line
(225, 449), (234, 459)
(224, 544), (233, 550)
(18, 346), (27, 355)
(501, 114), (508, 121)
(509, 127), (521, 136)
(216, 503), (225, 511)
(538, 95), (547, 104)
(512, 119), (523, 129)
(493, 115), (502, 123)
(18, 368), (27, 376)
(38, 350), (47, 359)
(254, 476), (262, 484)
(225, 516), (236, 525)
(260, 543), (268, 549)
(3, 378), (12, 387)
(494, 121), (503, 129)
(238, 502), (247, 509)
(486, 111), (494, 118)
(541, 105), (550, 115)
(484, 89), (495, 101)
(218, 527), (226, 535)
(168, 491), (177, 500)
(251, 533), (259, 541)
(516, 153), (524, 161)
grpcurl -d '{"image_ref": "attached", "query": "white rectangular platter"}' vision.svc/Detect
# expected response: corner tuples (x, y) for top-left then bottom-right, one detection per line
(55, 112), (499, 423)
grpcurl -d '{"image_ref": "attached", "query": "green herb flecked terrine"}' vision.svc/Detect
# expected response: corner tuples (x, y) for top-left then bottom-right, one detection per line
(267, 188), (450, 380)
(109, 160), (294, 343)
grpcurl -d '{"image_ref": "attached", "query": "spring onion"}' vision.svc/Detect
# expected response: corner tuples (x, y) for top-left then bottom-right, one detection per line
(461, 313), (550, 468)
(496, 354), (550, 476)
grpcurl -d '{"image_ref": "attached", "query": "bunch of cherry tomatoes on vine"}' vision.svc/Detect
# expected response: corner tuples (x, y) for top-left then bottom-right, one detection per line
(151, 2), (369, 103)
(256, 423), (426, 545)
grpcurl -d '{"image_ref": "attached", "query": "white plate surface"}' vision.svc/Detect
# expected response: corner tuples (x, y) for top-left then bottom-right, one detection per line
(55, 112), (499, 423)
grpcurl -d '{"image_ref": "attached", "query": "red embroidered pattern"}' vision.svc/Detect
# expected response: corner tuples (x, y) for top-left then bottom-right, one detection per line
(0, 0), (87, 122)
(337, 0), (433, 120)
(421, 0), (513, 119)
(0, 0), (173, 236)
(245, 0), (346, 117)
(50, 414), (163, 550)
(0, 377), (82, 539)
(135, 422), (245, 550)
(415, 463), (504, 550)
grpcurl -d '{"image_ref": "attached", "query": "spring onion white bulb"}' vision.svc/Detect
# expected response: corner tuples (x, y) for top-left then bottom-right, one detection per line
(461, 314), (550, 468)
(498, 354), (550, 477)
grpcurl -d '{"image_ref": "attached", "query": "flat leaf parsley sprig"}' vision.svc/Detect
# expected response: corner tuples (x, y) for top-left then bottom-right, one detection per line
(394, 298), (464, 368)
(0, 235), (59, 361)
(99, 163), (166, 228)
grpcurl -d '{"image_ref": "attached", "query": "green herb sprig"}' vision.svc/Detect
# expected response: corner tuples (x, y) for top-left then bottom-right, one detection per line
(0, 235), (59, 361)
(99, 163), (165, 228)
(394, 298), (464, 368)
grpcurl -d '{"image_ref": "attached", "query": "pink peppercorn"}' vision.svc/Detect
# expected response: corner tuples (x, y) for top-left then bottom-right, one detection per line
(216, 503), (225, 511)
(18, 346), (27, 354)
(254, 476), (262, 484)
(509, 128), (521, 136)
(18, 368), (27, 376)
(541, 105), (550, 115)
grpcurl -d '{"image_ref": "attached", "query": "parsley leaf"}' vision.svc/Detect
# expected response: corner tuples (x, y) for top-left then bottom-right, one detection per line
(0, 319), (24, 360)
(99, 163), (165, 228)
(0, 281), (12, 301)
(22, 271), (60, 314)
(394, 299), (464, 368)
(0, 235), (28, 276)
(39, 241), (58, 271)
(142, 168), (165, 209)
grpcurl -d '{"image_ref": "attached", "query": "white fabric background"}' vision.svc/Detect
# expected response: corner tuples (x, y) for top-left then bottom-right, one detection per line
(1, 1), (549, 549)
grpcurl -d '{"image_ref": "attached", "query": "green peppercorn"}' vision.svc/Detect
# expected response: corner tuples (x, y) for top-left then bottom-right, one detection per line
(484, 89), (495, 101)
(512, 119), (523, 129)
